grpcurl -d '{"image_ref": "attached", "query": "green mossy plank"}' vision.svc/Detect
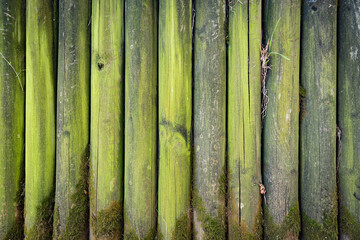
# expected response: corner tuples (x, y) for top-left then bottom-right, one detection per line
(54, 0), (90, 238)
(194, 0), (226, 239)
(300, 1), (337, 239)
(158, 0), (192, 239)
(90, 1), (124, 239)
(263, 1), (301, 239)
(338, 1), (360, 239)
(124, 0), (157, 239)
(228, 0), (262, 239)
(25, 0), (57, 238)
(0, 0), (25, 238)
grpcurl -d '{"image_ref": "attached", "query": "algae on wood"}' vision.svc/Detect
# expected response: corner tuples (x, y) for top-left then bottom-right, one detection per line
(90, 1), (124, 239)
(262, 1), (301, 239)
(124, 0), (157, 239)
(0, 0), (25, 238)
(300, 1), (337, 239)
(338, 1), (360, 239)
(25, 0), (57, 238)
(228, 0), (262, 239)
(193, 0), (227, 239)
(54, 0), (90, 239)
(158, 0), (192, 239)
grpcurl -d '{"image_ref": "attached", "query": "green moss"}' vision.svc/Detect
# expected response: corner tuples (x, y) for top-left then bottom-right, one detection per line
(300, 85), (307, 124)
(4, 218), (24, 240)
(26, 195), (55, 240)
(92, 201), (122, 239)
(57, 147), (90, 240)
(263, 202), (300, 240)
(339, 205), (360, 239)
(193, 168), (226, 240)
(171, 212), (191, 240)
(125, 227), (156, 240)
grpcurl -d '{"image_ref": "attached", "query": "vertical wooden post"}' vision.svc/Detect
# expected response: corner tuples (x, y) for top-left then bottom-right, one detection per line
(300, 1), (337, 239)
(0, 0), (25, 238)
(338, 1), (360, 238)
(262, 1), (301, 239)
(53, 0), (90, 238)
(90, 1), (124, 239)
(228, 0), (262, 239)
(193, 0), (227, 239)
(124, 0), (157, 239)
(158, 0), (192, 239)
(25, 0), (57, 238)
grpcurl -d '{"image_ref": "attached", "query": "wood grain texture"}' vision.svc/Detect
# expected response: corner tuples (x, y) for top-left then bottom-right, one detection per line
(90, 1), (124, 239)
(124, 0), (157, 239)
(54, 0), (90, 238)
(263, 0), (301, 239)
(193, 0), (227, 239)
(300, 1), (337, 239)
(228, 0), (262, 239)
(25, 0), (57, 238)
(0, 0), (25, 238)
(158, 0), (192, 239)
(338, 1), (360, 239)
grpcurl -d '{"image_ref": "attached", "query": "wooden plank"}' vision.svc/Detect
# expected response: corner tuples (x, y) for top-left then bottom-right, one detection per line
(124, 0), (157, 239)
(300, 1), (337, 239)
(262, 1), (301, 239)
(158, 0), (192, 239)
(25, 0), (57, 238)
(338, 0), (360, 239)
(0, 0), (25, 238)
(53, 0), (90, 238)
(228, 0), (262, 239)
(89, 1), (124, 239)
(193, 0), (227, 239)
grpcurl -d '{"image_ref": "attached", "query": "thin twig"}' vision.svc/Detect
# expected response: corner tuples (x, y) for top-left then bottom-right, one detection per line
(0, 51), (24, 91)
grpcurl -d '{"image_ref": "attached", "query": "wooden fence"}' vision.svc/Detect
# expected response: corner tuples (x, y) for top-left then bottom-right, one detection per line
(0, 0), (359, 239)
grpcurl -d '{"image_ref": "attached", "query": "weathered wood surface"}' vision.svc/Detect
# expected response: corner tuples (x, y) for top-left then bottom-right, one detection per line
(300, 1), (337, 239)
(90, 1), (124, 239)
(25, 0), (57, 238)
(54, 0), (90, 239)
(158, 0), (192, 239)
(0, 0), (25, 238)
(228, 0), (262, 239)
(124, 0), (157, 239)
(338, 1), (360, 239)
(263, 0), (301, 239)
(193, 0), (227, 239)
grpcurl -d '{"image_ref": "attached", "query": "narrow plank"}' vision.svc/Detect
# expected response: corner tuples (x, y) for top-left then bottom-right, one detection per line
(90, 1), (124, 239)
(25, 0), (57, 238)
(228, 0), (262, 239)
(338, 0), (360, 239)
(262, 1), (301, 238)
(193, 0), (227, 239)
(300, 1), (337, 239)
(0, 0), (25, 238)
(53, 0), (90, 238)
(124, 0), (157, 239)
(158, 0), (192, 239)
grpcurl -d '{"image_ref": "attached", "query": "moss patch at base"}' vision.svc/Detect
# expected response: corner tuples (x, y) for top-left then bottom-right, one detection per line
(26, 195), (55, 240)
(302, 207), (337, 239)
(56, 147), (90, 240)
(125, 227), (156, 240)
(171, 212), (191, 240)
(339, 206), (360, 239)
(92, 201), (122, 239)
(263, 202), (300, 240)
